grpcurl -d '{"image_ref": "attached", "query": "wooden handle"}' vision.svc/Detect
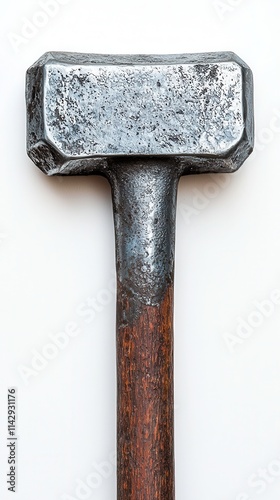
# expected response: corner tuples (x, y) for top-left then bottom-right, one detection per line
(117, 283), (174, 499)
(109, 159), (178, 499)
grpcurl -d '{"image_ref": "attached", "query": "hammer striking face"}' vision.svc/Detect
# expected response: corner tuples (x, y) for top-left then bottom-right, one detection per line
(26, 52), (254, 500)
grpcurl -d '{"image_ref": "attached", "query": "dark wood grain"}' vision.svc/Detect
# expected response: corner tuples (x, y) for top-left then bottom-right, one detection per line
(117, 282), (175, 500)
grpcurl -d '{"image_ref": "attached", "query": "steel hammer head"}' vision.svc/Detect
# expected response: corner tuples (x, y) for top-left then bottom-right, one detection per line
(26, 52), (254, 176)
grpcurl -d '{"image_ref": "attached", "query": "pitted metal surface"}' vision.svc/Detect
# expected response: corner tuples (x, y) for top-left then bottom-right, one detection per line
(109, 160), (179, 306)
(26, 51), (254, 176)
(44, 61), (243, 157)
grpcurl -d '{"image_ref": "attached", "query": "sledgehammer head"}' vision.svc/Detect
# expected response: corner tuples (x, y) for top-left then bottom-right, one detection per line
(26, 52), (254, 175)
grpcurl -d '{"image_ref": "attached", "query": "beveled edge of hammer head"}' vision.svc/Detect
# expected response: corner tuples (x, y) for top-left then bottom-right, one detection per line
(26, 51), (254, 177)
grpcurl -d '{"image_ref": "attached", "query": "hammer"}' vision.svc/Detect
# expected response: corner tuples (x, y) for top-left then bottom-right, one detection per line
(26, 52), (254, 499)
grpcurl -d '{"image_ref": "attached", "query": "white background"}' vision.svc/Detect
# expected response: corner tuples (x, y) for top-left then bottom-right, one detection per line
(1, 1), (280, 499)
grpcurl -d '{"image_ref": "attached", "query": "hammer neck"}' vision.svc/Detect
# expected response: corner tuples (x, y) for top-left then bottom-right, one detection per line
(108, 160), (180, 307)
